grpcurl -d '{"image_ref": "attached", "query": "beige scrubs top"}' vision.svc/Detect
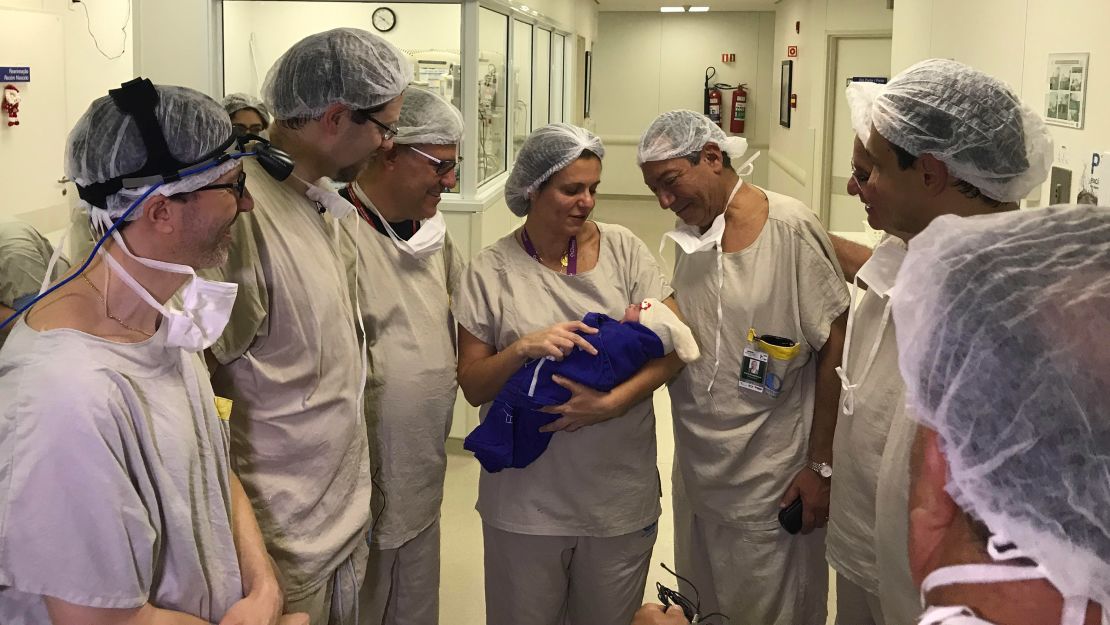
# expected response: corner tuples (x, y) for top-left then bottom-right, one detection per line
(202, 158), (370, 598)
(453, 222), (672, 537)
(339, 199), (463, 550)
(0, 220), (68, 350)
(669, 187), (849, 529)
(0, 321), (241, 623)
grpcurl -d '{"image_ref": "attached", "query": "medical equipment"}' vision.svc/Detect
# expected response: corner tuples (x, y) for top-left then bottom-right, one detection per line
(655, 562), (729, 624)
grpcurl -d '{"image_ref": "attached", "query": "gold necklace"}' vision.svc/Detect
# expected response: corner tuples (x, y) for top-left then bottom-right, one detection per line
(81, 273), (155, 338)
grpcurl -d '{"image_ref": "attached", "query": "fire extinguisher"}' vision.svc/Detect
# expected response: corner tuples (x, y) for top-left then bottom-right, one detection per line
(730, 83), (748, 133)
(704, 67), (723, 125)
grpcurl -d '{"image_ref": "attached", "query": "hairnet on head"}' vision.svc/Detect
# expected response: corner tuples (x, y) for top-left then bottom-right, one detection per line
(263, 27), (412, 121)
(845, 81), (882, 144)
(637, 109), (749, 167)
(872, 58), (1053, 203)
(394, 86), (463, 145)
(222, 92), (271, 128)
(65, 84), (238, 224)
(504, 123), (604, 217)
(891, 205), (1110, 606)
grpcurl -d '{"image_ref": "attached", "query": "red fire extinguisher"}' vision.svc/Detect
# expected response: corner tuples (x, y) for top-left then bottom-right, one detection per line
(704, 67), (723, 125)
(730, 84), (748, 134)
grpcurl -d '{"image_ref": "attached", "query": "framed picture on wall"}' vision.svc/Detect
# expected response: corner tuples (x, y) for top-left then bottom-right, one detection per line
(1045, 53), (1088, 129)
(584, 50), (592, 118)
(780, 60), (793, 128)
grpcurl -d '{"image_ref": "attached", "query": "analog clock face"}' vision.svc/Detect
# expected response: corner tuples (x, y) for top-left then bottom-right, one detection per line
(372, 7), (397, 33)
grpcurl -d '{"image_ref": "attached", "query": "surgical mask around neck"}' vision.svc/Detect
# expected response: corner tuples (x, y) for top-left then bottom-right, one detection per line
(297, 175), (357, 219)
(658, 177), (744, 255)
(99, 231), (238, 352)
(918, 536), (1101, 625)
(352, 182), (447, 259)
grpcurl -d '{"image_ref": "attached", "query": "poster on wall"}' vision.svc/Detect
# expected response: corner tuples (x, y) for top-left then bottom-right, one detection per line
(1045, 53), (1088, 129)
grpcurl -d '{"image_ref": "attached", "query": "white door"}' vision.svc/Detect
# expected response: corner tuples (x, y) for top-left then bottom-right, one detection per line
(826, 37), (891, 233)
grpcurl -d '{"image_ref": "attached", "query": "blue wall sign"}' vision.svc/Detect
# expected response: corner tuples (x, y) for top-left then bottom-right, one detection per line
(0, 67), (31, 83)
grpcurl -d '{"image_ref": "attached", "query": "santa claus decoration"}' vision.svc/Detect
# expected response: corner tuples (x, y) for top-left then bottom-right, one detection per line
(3, 85), (20, 127)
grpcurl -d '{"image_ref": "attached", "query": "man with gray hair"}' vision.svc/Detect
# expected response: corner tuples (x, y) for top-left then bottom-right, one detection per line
(203, 28), (410, 624)
(338, 87), (464, 625)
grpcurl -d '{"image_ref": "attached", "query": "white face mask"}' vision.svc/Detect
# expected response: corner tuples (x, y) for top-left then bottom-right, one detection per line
(353, 183), (447, 259)
(918, 536), (1103, 625)
(300, 176), (357, 220)
(658, 177), (744, 255)
(100, 231), (238, 352)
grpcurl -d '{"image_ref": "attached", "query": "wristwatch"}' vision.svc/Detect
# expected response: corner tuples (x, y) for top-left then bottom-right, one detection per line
(808, 460), (833, 479)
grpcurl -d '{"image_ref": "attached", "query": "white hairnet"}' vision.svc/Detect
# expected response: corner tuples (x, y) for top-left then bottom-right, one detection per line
(637, 109), (750, 167)
(872, 58), (1053, 203)
(65, 84), (237, 223)
(222, 92), (271, 128)
(263, 28), (412, 121)
(394, 86), (463, 145)
(845, 81), (882, 144)
(892, 205), (1110, 606)
(504, 123), (604, 217)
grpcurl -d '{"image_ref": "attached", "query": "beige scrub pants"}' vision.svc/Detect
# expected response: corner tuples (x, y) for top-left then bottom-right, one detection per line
(834, 573), (886, 625)
(285, 537), (371, 625)
(673, 496), (828, 625)
(358, 519), (442, 625)
(482, 521), (657, 625)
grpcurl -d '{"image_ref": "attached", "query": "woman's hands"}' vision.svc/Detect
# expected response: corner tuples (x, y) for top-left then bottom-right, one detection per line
(539, 375), (625, 432)
(511, 320), (599, 361)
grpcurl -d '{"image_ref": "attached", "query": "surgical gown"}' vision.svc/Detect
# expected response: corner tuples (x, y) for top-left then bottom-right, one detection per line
(0, 320), (241, 624)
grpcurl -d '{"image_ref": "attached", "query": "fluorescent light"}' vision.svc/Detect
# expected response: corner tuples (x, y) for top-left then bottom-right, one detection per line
(689, 6), (710, 11)
(660, 6), (685, 12)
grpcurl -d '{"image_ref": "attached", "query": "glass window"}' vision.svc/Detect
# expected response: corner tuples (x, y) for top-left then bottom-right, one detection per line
(551, 33), (565, 122)
(477, 7), (508, 184)
(533, 28), (551, 130)
(511, 20), (533, 153)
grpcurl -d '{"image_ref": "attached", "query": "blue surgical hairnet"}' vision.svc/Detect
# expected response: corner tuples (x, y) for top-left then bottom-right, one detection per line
(504, 124), (604, 217)
(65, 84), (235, 221)
(637, 109), (750, 166)
(892, 205), (1110, 607)
(263, 28), (412, 121)
(394, 86), (463, 145)
(872, 59), (1053, 203)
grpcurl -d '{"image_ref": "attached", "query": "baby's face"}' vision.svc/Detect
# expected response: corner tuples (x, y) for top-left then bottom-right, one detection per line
(623, 303), (642, 323)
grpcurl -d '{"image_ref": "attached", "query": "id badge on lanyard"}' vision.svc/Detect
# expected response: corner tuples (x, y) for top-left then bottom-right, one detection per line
(739, 328), (800, 398)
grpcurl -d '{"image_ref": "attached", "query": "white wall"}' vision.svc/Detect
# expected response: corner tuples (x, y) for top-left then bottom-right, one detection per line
(590, 11), (776, 197)
(767, 0), (892, 213)
(0, 0), (134, 236)
(890, 0), (1110, 207)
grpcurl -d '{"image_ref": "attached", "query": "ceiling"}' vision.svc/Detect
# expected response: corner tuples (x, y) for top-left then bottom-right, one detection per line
(597, 0), (777, 12)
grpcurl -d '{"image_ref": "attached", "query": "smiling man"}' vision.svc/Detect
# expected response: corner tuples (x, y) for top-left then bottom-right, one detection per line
(638, 110), (849, 625)
(338, 86), (464, 625)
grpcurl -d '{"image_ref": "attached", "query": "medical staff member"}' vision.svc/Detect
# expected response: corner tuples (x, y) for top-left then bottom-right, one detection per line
(338, 87), (464, 625)
(0, 80), (303, 625)
(223, 92), (272, 137)
(895, 206), (1108, 625)
(0, 219), (68, 349)
(453, 124), (683, 625)
(202, 28), (410, 625)
(639, 110), (849, 625)
(826, 59), (1055, 625)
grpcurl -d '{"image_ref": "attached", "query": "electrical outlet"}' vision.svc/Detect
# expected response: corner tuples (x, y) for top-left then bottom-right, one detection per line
(1050, 167), (1072, 204)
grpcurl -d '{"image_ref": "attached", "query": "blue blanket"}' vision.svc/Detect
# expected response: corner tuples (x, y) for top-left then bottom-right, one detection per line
(464, 312), (665, 472)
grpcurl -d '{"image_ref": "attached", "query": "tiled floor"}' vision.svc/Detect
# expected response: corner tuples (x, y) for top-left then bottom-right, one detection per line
(438, 197), (839, 624)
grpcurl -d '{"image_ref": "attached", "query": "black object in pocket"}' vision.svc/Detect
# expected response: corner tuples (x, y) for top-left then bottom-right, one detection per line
(778, 497), (803, 534)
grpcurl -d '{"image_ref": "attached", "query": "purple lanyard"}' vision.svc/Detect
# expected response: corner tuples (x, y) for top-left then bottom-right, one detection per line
(521, 228), (577, 275)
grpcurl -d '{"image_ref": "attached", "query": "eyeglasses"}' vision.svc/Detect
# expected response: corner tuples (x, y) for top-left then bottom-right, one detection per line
(408, 146), (461, 177)
(194, 170), (248, 199)
(232, 123), (266, 136)
(849, 162), (870, 186)
(366, 115), (398, 142)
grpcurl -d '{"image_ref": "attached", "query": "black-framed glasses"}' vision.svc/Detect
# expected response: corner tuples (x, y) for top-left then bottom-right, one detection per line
(195, 170), (248, 199)
(367, 115), (398, 141)
(408, 145), (461, 177)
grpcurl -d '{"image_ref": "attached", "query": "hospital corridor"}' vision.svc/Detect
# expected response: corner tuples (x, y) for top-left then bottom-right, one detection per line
(0, 1), (1108, 625)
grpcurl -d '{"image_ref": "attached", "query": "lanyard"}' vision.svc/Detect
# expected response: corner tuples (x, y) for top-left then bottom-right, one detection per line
(520, 227), (577, 275)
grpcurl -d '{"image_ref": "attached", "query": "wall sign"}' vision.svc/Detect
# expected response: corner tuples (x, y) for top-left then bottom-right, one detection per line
(787, 46), (798, 58)
(0, 67), (30, 83)
(1045, 53), (1088, 129)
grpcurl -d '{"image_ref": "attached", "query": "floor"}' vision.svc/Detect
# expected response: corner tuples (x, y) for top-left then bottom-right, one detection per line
(437, 197), (840, 624)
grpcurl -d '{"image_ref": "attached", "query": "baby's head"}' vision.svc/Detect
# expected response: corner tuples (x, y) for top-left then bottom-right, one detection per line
(622, 302), (646, 324)
(625, 298), (700, 363)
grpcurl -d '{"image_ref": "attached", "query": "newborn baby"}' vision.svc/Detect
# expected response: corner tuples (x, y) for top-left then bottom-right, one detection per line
(465, 298), (700, 472)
